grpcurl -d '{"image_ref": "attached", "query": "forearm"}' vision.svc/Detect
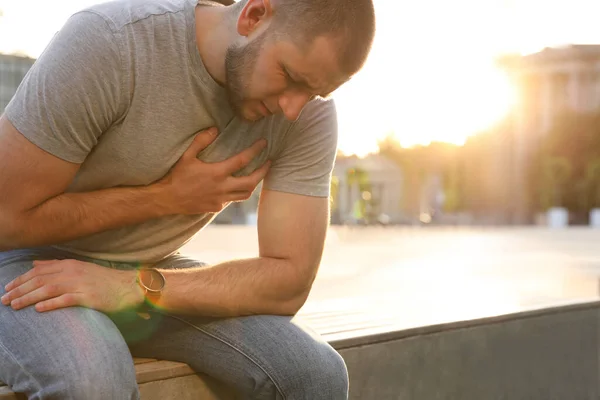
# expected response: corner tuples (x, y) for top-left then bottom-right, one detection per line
(155, 257), (311, 317)
(2, 184), (171, 250)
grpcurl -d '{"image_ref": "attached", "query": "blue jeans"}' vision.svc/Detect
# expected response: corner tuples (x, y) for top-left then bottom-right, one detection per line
(0, 248), (348, 399)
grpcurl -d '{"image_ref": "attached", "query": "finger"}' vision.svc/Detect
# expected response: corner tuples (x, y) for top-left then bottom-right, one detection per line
(32, 259), (56, 266)
(183, 128), (218, 160)
(35, 293), (82, 313)
(5, 263), (62, 292)
(219, 139), (268, 175)
(225, 191), (253, 202)
(9, 283), (66, 311)
(225, 160), (271, 193)
(2, 275), (47, 306)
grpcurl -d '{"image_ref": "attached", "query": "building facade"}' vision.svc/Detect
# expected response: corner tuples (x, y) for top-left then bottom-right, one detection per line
(332, 154), (404, 224)
(499, 45), (600, 223)
(0, 53), (35, 114)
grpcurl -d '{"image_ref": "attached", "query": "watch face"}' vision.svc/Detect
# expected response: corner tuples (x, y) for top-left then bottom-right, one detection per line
(139, 269), (165, 293)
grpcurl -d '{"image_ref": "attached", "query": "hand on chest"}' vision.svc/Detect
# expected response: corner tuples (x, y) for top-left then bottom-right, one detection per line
(196, 124), (273, 178)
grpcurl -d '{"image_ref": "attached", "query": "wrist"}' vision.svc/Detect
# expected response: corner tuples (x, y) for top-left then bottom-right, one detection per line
(146, 181), (178, 217)
(121, 269), (146, 309)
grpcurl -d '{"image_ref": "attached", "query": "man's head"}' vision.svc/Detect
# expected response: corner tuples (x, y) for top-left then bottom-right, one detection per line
(223, 0), (376, 122)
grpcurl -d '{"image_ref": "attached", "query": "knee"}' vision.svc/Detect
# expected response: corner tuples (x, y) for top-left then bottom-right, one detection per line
(34, 352), (139, 400)
(59, 362), (138, 400)
(279, 343), (349, 400)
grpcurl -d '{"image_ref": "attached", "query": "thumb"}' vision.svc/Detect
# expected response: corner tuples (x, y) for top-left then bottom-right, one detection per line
(183, 128), (218, 160)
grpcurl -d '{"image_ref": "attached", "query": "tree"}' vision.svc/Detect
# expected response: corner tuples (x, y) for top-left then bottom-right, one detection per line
(346, 167), (371, 222)
(584, 158), (600, 209)
(530, 111), (600, 216)
(540, 156), (572, 209)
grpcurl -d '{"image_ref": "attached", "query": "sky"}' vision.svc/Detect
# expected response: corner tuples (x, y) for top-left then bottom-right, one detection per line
(1, 0), (600, 156)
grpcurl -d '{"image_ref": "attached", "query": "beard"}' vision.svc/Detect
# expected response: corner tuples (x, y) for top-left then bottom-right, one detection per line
(224, 32), (266, 120)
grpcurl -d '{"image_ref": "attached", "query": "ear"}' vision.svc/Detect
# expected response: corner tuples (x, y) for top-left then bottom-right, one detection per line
(236, 0), (273, 37)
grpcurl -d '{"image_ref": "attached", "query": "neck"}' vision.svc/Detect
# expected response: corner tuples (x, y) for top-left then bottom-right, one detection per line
(195, 4), (237, 86)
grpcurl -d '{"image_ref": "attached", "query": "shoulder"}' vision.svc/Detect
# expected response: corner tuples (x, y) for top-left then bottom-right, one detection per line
(82, 0), (189, 32)
(284, 97), (338, 145)
(278, 97), (339, 153)
(295, 97), (338, 130)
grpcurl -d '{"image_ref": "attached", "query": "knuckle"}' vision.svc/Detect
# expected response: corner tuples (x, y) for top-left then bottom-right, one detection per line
(32, 276), (44, 287)
(46, 284), (60, 296)
(213, 165), (228, 178)
(63, 293), (77, 306)
(237, 157), (249, 169)
(41, 285), (53, 297)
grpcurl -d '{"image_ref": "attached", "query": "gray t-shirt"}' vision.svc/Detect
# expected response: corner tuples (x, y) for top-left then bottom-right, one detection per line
(4, 0), (338, 263)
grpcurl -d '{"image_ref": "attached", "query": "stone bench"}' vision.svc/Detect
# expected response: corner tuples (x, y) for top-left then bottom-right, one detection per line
(0, 358), (237, 400)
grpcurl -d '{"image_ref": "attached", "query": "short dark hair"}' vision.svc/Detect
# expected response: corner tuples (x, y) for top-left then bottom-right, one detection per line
(235, 0), (376, 77)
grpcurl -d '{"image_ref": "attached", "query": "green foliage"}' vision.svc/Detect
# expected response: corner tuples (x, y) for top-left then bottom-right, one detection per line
(539, 156), (572, 209)
(330, 175), (339, 211)
(530, 111), (600, 213)
(584, 158), (600, 208)
(375, 110), (600, 218)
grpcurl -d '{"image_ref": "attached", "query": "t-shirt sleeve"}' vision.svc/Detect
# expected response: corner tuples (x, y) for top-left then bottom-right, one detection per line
(263, 98), (339, 198)
(3, 11), (125, 163)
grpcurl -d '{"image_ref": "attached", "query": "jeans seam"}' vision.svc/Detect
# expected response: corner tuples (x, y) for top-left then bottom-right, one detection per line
(0, 338), (43, 395)
(164, 313), (287, 399)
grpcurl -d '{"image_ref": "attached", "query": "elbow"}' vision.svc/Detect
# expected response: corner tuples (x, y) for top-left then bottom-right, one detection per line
(279, 289), (311, 316)
(278, 266), (317, 316)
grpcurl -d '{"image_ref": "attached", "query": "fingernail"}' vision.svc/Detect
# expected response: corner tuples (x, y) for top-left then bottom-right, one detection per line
(1, 295), (7, 305)
(209, 127), (218, 136)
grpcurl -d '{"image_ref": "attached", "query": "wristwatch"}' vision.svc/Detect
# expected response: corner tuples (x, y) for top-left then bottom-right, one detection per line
(136, 267), (166, 307)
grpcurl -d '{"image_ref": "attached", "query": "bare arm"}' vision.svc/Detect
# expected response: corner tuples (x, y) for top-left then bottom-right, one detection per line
(0, 118), (269, 251)
(0, 116), (170, 250)
(154, 188), (330, 317)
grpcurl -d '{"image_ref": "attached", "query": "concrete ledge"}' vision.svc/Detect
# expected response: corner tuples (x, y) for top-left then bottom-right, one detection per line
(335, 301), (600, 400)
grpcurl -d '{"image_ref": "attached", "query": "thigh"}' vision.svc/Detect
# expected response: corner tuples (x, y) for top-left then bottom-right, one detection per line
(0, 252), (139, 400)
(129, 312), (348, 400)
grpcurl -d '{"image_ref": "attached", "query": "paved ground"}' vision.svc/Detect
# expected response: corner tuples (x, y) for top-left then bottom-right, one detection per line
(180, 226), (600, 340)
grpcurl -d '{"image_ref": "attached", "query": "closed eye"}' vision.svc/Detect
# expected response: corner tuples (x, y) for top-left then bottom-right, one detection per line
(282, 66), (300, 87)
(281, 64), (325, 98)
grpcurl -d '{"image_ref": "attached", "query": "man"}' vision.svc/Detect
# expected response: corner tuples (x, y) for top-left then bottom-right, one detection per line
(0, 0), (375, 398)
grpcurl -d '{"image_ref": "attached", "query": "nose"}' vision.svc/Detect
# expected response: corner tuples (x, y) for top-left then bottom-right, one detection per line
(278, 90), (312, 121)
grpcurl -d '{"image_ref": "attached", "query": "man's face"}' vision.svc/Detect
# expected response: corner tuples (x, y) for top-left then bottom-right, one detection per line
(224, 31), (347, 122)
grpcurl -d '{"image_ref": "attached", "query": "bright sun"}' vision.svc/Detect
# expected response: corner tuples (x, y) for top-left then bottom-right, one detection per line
(332, 0), (523, 157)
(333, 59), (516, 156)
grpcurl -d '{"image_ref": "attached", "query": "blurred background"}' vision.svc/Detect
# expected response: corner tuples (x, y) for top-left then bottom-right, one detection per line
(2, 0), (600, 339)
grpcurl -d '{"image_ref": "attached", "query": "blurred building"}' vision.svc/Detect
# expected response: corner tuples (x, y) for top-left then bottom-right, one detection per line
(499, 45), (600, 223)
(213, 183), (261, 225)
(0, 53), (35, 114)
(332, 154), (403, 224)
